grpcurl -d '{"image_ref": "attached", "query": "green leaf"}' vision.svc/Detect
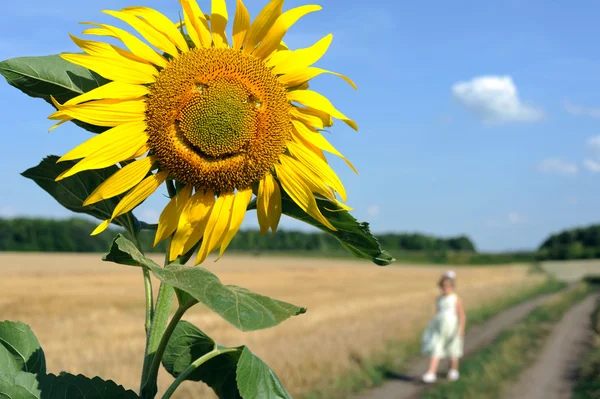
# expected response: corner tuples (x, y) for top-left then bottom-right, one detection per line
(236, 347), (291, 399)
(0, 322), (45, 374)
(0, 371), (40, 399)
(21, 157), (139, 234)
(249, 192), (394, 266)
(152, 264), (306, 331)
(37, 373), (139, 399)
(102, 234), (159, 268)
(0, 345), (20, 375)
(104, 234), (305, 330)
(0, 55), (109, 133)
(162, 321), (241, 399)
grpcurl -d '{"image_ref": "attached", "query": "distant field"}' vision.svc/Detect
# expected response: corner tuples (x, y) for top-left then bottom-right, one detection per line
(0, 253), (547, 397)
(541, 259), (600, 282)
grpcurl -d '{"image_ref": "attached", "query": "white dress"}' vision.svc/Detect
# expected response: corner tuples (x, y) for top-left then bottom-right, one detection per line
(421, 293), (463, 359)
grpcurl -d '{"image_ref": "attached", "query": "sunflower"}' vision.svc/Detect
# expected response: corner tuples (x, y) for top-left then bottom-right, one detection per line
(49, 0), (357, 264)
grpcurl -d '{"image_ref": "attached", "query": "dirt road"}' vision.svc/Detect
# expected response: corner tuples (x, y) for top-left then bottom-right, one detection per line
(505, 293), (598, 399)
(350, 292), (561, 399)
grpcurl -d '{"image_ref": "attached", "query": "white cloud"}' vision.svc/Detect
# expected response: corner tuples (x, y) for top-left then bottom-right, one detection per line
(564, 101), (600, 118)
(584, 159), (600, 173)
(584, 135), (600, 173)
(508, 212), (526, 225)
(537, 158), (578, 175)
(367, 205), (380, 217)
(452, 76), (544, 124)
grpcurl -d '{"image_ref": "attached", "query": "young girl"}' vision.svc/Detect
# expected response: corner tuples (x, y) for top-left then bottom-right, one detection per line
(421, 270), (466, 383)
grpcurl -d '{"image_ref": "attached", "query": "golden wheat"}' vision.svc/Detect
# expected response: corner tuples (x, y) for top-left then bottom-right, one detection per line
(0, 253), (544, 397)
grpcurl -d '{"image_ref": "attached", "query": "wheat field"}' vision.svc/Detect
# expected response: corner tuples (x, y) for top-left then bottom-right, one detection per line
(0, 253), (545, 397)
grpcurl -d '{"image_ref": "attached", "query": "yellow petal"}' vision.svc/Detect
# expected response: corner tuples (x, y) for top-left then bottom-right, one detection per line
(257, 173), (281, 235)
(180, 190), (216, 256)
(265, 48), (290, 68)
(58, 133), (149, 181)
(170, 188), (209, 260)
(103, 10), (179, 56)
(270, 34), (332, 74)
(179, 0), (211, 48)
(81, 23), (167, 67)
(291, 119), (357, 173)
(253, 5), (321, 59)
(128, 143), (149, 159)
(196, 193), (235, 264)
(287, 141), (347, 201)
(83, 156), (156, 206)
(154, 185), (193, 246)
(290, 107), (324, 129)
(275, 160), (335, 230)
(243, 0), (283, 53)
(65, 82), (148, 106)
(218, 189), (253, 258)
(122, 6), (189, 52)
(61, 53), (156, 85)
(287, 90), (357, 130)
(69, 34), (141, 61)
(291, 131), (327, 163)
(211, 0), (228, 48)
(110, 171), (168, 221)
(295, 106), (333, 127)
(91, 220), (111, 236)
(232, 0), (250, 50)
(49, 98), (146, 127)
(294, 82), (309, 91)
(58, 121), (147, 162)
(278, 66), (357, 90)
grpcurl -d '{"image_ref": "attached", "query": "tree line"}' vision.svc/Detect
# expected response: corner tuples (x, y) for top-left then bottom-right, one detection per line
(2, 217), (598, 262)
(538, 224), (600, 260)
(0, 217), (476, 254)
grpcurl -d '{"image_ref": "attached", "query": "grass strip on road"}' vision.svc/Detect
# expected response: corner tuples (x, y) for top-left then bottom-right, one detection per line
(573, 292), (600, 399)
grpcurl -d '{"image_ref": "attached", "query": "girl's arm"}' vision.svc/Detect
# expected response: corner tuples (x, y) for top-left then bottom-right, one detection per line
(456, 296), (466, 336)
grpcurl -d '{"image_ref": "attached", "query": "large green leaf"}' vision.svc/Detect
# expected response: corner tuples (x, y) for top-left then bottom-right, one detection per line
(236, 347), (291, 399)
(0, 371), (40, 399)
(162, 321), (241, 399)
(103, 234), (159, 268)
(21, 157), (140, 235)
(249, 192), (394, 266)
(0, 345), (20, 375)
(104, 235), (306, 331)
(153, 265), (306, 331)
(0, 322), (45, 374)
(0, 55), (109, 133)
(0, 372), (141, 399)
(37, 373), (139, 399)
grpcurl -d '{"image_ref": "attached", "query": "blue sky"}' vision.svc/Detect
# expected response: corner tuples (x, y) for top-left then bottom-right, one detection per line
(1, 0), (600, 251)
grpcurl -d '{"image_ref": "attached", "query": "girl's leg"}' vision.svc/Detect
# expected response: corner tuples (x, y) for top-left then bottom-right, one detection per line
(450, 357), (459, 371)
(427, 356), (440, 374)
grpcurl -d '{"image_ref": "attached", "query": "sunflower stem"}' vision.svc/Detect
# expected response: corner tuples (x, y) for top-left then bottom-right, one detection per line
(129, 231), (155, 353)
(144, 299), (195, 399)
(140, 239), (175, 398)
(161, 347), (239, 399)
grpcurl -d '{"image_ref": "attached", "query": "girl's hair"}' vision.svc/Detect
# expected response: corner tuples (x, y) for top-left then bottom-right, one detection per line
(438, 276), (455, 288)
(438, 271), (456, 288)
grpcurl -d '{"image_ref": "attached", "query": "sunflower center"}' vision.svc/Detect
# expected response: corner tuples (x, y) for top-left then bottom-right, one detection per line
(178, 79), (259, 158)
(146, 48), (291, 192)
